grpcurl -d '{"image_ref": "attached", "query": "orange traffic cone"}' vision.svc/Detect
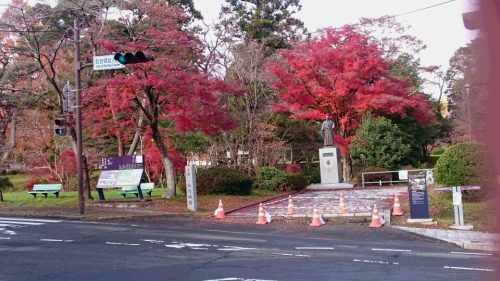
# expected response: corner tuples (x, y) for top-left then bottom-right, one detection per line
(309, 205), (325, 227)
(256, 203), (271, 224)
(338, 193), (347, 215)
(213, 199), (225, 219)
(392, 193), (404, 216)
(287, 195), (294, 216)
(369, 204), (383, 228)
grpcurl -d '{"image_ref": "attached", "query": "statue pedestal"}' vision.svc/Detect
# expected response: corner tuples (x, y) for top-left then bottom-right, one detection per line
(319, 147), (342, 184)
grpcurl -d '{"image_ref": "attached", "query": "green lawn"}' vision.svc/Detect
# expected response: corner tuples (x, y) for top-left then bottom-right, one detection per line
(1, 187), (168, 207)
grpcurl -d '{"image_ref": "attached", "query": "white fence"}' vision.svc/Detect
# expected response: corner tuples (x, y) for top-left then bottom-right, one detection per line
(361, 169), (434, 188)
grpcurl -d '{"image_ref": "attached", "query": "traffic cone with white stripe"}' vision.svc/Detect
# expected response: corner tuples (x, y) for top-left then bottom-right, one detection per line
(213, 199), (225, 219)
(392, 193), (404, 216)
(309, 204), (325, 227)
(338, 193), (347, 215)
(369, 204), (383, 228)
(256, 203), (271, 224)
(287, 195), (294, 216)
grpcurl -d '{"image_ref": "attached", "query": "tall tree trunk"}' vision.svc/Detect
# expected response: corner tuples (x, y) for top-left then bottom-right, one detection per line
(342, 156), (352, 182)
(0, 110), (17, 164)
(128, 101), (146, 156)
(150, 122), (176, 198)
(0, 190), (3, 202)
(83, 155), (93, 200)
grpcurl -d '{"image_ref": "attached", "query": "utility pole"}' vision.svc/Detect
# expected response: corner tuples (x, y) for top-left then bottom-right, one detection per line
(74, 19), (84, 215)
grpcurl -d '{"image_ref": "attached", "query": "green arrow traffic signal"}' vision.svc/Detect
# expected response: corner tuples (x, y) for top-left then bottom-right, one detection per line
(114, 51), (154, 65)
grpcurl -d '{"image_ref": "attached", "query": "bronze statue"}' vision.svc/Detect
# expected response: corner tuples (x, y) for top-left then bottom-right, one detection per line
(320, 115), (335, 146)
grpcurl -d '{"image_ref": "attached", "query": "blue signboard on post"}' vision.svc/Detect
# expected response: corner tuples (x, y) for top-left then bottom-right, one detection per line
(408, 173), (430, 219)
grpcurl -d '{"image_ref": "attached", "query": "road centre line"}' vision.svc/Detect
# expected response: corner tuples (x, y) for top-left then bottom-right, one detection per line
(0, 237), (11, 240)
(444, 266), (494, 272)
(0, 217), (61, 223)
(371, 248), (412, 252)
(450, 251), (493, 256)
(295, 247), (334, 250)
(0, 220), (44, 225)
(40, 239), (73, 242)
(354, 259), (398, 265)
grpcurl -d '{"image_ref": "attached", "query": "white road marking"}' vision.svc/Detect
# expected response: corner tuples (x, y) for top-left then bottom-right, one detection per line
(450, 251), (493, 256)
(106, 242), (123, 245)
(0, 237), (11, 240)
(123, 243), (140, 246)
(353, 259), (398, 265)
(40, 239), (73, 243)
(0, 220), (44, 226)
(203, 277), (277, 281)
(294, 254), (310, 257)
(0, 217), (61, 223)
(444, 266), (494, 272)
(295, 247), (334, 250)
(142, 239), (164, 244)
(371, 248), (412, 252)
(218, 246), (257, 251)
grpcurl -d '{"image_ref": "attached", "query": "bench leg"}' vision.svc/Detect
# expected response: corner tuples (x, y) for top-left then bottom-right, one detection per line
(122, 194), (126, 198)
(148, 191), (152, 198)
(43, 193), (48, 198)
(134, 193), (139, 198)
(55, 192), (59, 198)
(32, 193), (37, 199)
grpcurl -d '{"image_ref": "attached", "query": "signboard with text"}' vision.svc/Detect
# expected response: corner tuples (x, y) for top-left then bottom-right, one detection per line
(93, 55), (125, 71)
(408, 173), (430, 219)
(185, 164), (198, 212)
(97, 155), (144, 189)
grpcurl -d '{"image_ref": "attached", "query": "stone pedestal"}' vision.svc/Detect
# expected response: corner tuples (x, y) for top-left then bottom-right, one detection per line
(319, 147), (342, 184)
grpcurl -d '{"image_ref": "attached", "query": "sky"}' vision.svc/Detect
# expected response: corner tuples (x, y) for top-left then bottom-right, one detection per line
(193, 0), (478, 97)
(0, 0), (478, 97)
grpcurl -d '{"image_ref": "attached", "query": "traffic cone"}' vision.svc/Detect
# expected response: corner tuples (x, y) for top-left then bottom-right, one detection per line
(256, 203), (270, 224)
(213, 199), (225, 219)
(392, 193), (404, 216)
(369, 204), (383, 228)
(287, 195), (294, 216)
(338, 193), (347, 215)
(309, 205), (325, 227)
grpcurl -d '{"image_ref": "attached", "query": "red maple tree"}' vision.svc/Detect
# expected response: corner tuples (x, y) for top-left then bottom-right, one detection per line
(267, 26), (434, 179)
(85, 0), (236, 197)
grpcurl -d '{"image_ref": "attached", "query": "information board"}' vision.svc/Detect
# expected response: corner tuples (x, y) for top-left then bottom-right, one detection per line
(408, 173), (430, 219)
(185, 164), (198, 212)
(97, 155), (144, 189)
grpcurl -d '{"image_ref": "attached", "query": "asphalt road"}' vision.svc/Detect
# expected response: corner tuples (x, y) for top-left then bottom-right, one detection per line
(0, 216), (497, 281)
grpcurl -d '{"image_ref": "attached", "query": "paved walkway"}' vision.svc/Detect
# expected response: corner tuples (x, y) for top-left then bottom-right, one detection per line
(394, 226), (499, 251)
(228, 187), (406, 218)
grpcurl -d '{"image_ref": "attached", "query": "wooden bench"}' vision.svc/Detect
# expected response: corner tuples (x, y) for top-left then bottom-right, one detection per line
(118, 183), (154, 198)
(28, 183), (62, 198)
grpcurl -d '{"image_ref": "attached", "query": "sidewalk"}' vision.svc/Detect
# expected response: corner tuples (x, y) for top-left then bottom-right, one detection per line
(393, 226), (499, 252)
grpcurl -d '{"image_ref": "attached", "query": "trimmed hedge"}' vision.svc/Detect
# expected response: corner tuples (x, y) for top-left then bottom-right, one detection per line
(435, 142), (487, 187)
(253, 166), (308, 192)
(196, 166), (253, 195)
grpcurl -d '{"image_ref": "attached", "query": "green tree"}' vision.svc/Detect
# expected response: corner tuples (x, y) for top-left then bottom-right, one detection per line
(220, 0), (308, 54)
(349, 115), (410, 169)
(0, 176), (13, 202)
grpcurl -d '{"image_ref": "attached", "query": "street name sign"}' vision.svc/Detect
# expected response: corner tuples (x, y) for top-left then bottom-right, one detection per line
(93, 55), (125, 71)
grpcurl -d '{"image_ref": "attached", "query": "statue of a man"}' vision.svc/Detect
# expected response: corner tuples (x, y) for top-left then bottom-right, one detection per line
(320, 115), (335, 146)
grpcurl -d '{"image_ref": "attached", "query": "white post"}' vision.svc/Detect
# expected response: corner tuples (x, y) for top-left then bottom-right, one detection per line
(185, 164), (198, 212)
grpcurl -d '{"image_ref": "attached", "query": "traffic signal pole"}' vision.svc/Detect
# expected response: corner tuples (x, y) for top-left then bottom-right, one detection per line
(74, 19), (84, 215)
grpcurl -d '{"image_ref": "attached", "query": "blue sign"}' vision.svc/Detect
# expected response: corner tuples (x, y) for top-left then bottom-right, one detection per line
(408, 174), (430, 219)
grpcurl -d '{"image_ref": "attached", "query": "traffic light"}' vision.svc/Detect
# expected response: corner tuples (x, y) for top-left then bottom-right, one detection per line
(113, 51), (154, 65)
(54, 116), (66, 136)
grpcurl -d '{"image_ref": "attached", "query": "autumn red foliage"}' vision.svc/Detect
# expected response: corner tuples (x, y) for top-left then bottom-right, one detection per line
(267, 26), (435, 156)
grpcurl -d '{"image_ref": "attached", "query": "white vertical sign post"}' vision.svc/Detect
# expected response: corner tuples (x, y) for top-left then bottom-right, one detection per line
(452, 186), (464, 226)
(185, 164), (198, 212)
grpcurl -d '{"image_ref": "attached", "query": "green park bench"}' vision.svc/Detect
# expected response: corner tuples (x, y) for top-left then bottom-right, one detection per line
(118, 183), (154, 198)
(27, 183), (62, 198)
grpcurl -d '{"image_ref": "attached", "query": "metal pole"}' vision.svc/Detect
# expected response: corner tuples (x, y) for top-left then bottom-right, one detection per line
(74, 19), (84, 215)
(465, 84), (472, 142)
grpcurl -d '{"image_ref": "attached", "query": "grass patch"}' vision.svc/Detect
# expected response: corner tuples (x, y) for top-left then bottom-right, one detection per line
(0, 187), (284, 216)
(4, 174), (31, 191)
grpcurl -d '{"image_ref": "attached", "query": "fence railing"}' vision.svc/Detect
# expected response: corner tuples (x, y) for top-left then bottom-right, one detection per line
(361, 169), (434, 188)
